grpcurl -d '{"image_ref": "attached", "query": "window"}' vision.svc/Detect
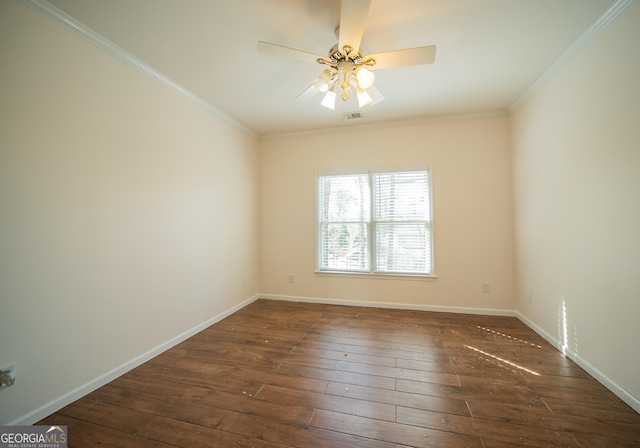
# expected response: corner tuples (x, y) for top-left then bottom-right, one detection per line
(317, 169), (433, 275)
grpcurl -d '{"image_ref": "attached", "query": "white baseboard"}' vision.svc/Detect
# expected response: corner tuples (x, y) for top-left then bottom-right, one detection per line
(515, 312), (640, 414)
(259, 294), (517, 317)
(11, 294), (261, 425)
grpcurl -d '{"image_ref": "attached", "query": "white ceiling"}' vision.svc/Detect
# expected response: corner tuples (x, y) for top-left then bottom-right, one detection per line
(45, 0), (615, 137)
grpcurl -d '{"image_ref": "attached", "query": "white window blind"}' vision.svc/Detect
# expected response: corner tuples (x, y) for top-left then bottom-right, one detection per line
(373, 171), (431, 274)
(318, 169), (432, 275)
(318, 174), (370, 272)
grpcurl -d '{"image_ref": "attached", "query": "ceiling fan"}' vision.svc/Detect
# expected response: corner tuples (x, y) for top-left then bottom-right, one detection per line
(257, 0), (436, 110)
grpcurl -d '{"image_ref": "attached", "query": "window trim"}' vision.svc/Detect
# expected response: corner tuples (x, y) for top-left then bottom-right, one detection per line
(315, 167), (436, 279)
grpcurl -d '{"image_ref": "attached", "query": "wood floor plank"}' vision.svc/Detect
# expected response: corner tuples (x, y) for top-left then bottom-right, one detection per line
(395, 357), (456, 374)
(523, 370), (613, 391)
(126, 361), (264, 395)
(319, 341), (451, 365)
(275, 352), (339, 369)
(256, 383), (397, 421)
(56, 398), (156, 434)
(571, 432), (640, 448)
(38, 414), (173, 448)
(136, 416), (291, 448)
(87, 385), (240, 431)
(290, 345), (397, 367)
(542, 396), (640, 422)
(447, 340), (590, 379)
(533, 382), (626, 406)
(306, 334), (448, 358)
(134, 355), (329, 395)
(276, 362), (396, 390)
(396, 405), (580, 447)
(311, 409), (484, 448)
(396, 376), (544, 407)
(109, 373), (194, 399)
(456, 373), (535, 397)
(35, 299), (640, 448)
(179, 386), (316, 426)
(229, 412), (396, 448)
(467, 399), (640, 444)
(334, 360), (461, 386)
(147, 351), (269, 375)
(150, 346), (283, 373)
(324, 382), (471, 417)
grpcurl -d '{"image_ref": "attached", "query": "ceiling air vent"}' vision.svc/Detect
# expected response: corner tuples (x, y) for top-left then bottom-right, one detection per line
(343, 112), (362, 120)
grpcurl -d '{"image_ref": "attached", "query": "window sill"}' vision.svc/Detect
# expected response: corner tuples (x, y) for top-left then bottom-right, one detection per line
(314, 270), (437, 281)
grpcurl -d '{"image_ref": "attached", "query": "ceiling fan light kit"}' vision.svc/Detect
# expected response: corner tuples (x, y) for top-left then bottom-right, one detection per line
(313, 68), (334, 93)
(320, 88), (338, 110)
(258, 0), (436, 111)
(312, 46), (378, 109)
(356, 86), (373, 108)
(356, 65), (375, 89)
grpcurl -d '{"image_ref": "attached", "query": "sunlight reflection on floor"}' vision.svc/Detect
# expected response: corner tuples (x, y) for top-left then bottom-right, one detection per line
(465, 345), (541, 376)
(477, 326), (543, 349)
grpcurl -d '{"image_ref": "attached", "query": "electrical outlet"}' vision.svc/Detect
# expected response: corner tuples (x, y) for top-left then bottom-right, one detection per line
(288, 274), (294, 283)
(0, 363), (16, 390)
(527, 290), (533, 303)
(482, 282), (491, 293)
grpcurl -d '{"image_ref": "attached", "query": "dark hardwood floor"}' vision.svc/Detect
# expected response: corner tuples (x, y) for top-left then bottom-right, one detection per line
(38, 299), (640, 447)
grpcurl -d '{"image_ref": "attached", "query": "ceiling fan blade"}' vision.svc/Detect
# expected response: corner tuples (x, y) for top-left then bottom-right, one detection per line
(368, 45), (437, 70)
(338, 0), (371, 55)
(295, 84), (318, 101)
(257, 41), (323, 65)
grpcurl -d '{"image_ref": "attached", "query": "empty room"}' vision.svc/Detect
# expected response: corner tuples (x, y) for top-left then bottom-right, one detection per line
(1, 0), (639, 446)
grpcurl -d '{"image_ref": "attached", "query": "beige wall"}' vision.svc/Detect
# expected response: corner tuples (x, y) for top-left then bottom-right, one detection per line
(510, 1), (640, 409)
(0, 2), (259, 424)
(260, 116), (516, 312)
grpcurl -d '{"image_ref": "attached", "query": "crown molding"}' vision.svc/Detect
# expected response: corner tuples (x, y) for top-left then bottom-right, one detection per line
(509, 0), (634, 113)
(18, 0), (258, 139)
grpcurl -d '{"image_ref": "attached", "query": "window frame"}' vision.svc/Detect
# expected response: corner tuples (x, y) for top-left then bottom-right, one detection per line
(316, 167), (436, 279)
